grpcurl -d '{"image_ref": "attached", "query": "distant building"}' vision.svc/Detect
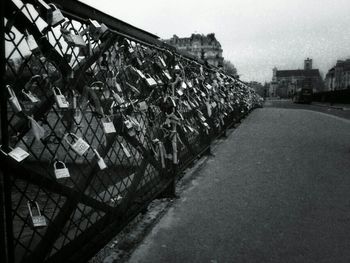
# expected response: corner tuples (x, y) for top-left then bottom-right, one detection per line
(163, 33), (224, 67)
(324, 59), (350, 91)
(269, 58), (324, 98)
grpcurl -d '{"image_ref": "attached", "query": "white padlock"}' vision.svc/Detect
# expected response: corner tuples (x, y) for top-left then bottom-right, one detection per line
(163, 70), (172, 80)
(138, 101), (148, 111)
(27, 201), (47, 228)
(8, 147), (30, 162)
(64, 133), (90, 156)
(47, 3), (65, 27)
(158, 56), (167, 67)
(135, 68), (146, 79)
(145, 74), (157, 87)
(111, 90), (124, 104)
(93, 149), (107, 170)
(177, 89), (184, 96)
(121, 143), (131, 158)
(54, 161), (70, 179)
(7, 85), (22, 113)
(22, 89), (40, 103)
(25, 31), (39, 53)
(102, 116), (116, 134)
(53, 87), (69, 108)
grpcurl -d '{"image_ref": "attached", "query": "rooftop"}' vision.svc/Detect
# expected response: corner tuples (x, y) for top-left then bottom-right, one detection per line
(276, 69), (321, 78)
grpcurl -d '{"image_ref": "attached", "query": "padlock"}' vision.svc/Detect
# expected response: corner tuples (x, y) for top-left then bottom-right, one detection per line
(89, 19), (101, 32)
(145, 74), (157, 87)
(93, 149), (107, 170)
(7, 85), (22, 113)
(124, 119), (133, 130)
(22, 89), (40, 103)
(99, 23), (109, 39)
(187, 125), (194, 133)
(27, 201), (46, 228)
(163, 70), (172, 80)
(138, 101), (148, 111)
(64, 133), (90, 156)
(176, 89), (184, 96)
(155, 76), (164, 86)
(8, 147), (30, 162)
(25, 31), (40, 54)
(62, 28), (86, 48)
(115, 83), (122, 93)
(129, 116), (141, 131)
(47, 4), (65, 27)
(111, 90), (124, 105)
(128, 46), (135, 54)
(102, 116), (116, 134)
(134, 68), (146, 79)
(28, 201), (47, 228)
(52, 87), (69, 108)
(206, 101), (212, 117)
(158, 56), (167, 67)
(89, 19), (105, 40)
(121, 143), (131, 158)
(54, 161), (70, 179)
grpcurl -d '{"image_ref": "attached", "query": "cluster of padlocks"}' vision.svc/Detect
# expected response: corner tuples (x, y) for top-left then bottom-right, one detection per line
(2, 0), (262, 260)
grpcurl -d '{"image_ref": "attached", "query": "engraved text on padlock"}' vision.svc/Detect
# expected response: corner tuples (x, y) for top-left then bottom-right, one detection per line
(102, 118), (116, 134)
(72, 138), (90, 156)
(9, 147), (30, 162)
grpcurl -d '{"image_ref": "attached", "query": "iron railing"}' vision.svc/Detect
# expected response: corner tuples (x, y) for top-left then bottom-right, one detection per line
(0, 0), (263, 262)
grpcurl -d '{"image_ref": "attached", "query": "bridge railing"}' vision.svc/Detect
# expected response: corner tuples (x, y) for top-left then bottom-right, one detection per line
(0, 0), (262, 262)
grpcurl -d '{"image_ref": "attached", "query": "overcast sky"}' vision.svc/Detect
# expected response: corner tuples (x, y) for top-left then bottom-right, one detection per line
(80, 0), (350, 83)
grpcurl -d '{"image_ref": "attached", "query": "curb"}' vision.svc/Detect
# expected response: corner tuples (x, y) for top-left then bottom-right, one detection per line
(312, 103), (350, 111)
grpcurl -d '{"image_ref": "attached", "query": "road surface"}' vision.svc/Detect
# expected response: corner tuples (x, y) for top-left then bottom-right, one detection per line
(127, 100), (350, 263)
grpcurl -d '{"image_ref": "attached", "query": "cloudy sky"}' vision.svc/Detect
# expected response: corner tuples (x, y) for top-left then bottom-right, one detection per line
(80, 0), (350, 83)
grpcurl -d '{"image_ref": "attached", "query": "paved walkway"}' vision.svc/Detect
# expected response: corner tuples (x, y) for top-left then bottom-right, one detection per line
(128, 107), (350, 263)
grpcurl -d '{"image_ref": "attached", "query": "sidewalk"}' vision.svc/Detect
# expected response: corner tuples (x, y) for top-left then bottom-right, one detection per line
(126, 107), (350, 263)
(312, 102), (350, 111)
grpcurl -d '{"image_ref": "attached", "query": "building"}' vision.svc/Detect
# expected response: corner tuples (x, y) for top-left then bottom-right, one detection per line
(324, 59), (350, 91)
(163, 33), (224, 67)
(269, 58), (324, 98)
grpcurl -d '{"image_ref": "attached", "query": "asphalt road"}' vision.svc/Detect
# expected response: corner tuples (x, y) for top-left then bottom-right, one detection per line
(127, 101), (350, 263)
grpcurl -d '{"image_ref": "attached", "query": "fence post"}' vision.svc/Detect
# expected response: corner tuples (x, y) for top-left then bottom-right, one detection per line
(1, 1), (14, 261)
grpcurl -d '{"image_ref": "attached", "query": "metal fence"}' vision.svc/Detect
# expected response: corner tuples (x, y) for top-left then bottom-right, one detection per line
(0, 0), (262, 262)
